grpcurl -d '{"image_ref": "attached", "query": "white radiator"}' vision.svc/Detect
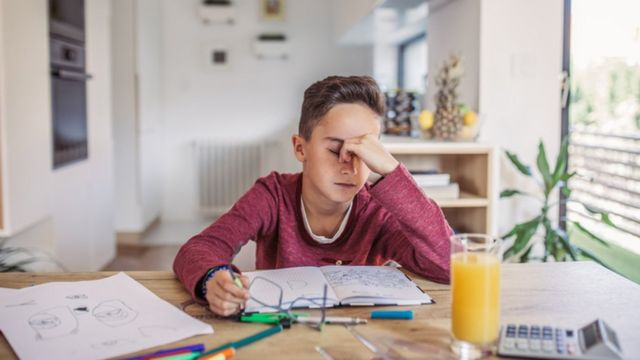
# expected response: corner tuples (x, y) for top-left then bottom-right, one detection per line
(194, 141), (264, 215)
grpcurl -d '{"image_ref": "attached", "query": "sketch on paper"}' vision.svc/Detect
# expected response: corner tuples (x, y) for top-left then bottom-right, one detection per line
(0, 272), (213, 360)
(92, 300), (138, 327)
(286, 279), (308, 290)
(6, 300), (37, 307)
(323, 267), (414, 290)
(91, 338), (135, 350)
(66, 294), (88, 300)
(73, 306), (89, 314)
(29, 306), (79, 340)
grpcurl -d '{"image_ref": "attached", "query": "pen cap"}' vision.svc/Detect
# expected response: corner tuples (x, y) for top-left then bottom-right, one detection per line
(370, 310), (414, 320)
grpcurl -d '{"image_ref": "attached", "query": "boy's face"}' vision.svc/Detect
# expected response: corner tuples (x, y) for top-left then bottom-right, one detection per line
(293, 103), (381, 205)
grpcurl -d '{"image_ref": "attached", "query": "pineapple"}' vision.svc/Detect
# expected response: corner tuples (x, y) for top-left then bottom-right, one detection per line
(433, 55), (463, 140)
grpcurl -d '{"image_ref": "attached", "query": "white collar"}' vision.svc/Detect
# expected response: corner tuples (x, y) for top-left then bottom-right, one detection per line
(300, 198), (352, 244)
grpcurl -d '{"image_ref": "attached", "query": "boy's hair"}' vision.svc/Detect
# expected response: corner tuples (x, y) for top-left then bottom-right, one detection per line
(298, 75), (385, 140)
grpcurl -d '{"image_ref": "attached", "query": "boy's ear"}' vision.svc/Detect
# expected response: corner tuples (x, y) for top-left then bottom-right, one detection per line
(291, 134), (306, 162)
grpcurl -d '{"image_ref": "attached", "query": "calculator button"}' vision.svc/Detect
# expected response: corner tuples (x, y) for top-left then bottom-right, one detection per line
(530, 327), (541, 339)
(529, 340), (541, 352)
(517, 325), (529, 338)
(516, 339), (529, 350)
(542, 341), (554, 353)
(567, 344), (575, 354)
(502, 339), (515, 349)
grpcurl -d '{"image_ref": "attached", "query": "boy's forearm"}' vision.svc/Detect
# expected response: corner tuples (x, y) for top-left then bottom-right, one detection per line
(173, 237), (229, 304)
(369, 163), (452, 282)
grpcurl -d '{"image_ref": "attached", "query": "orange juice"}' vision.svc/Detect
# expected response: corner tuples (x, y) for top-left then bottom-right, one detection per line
(451, 252), (501, 345)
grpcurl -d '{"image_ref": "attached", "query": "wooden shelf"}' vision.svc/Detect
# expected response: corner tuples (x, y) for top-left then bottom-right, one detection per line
(383, 138), (497, 234)
(431, 191), (489, 208)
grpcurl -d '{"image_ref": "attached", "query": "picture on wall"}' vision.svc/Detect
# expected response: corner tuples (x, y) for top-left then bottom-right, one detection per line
(260, 0), (285, 21)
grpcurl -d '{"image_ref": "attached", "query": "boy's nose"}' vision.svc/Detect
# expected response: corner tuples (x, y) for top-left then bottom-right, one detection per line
(341, 156), (358, 175)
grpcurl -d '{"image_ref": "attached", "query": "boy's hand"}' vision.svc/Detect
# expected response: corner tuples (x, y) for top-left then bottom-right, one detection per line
(205, 270), (250, 317)
(339, 133), (399, 176)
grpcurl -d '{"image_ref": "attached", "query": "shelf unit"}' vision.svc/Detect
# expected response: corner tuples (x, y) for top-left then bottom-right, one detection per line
(383, 137), (497, 235)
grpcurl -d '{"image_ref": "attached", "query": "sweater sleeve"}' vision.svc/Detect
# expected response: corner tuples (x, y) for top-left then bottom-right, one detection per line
(173, 175), (279, 302)
(368, 164), (453, 283)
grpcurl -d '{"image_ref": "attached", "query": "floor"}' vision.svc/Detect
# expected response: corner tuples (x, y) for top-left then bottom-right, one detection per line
(103, 220), (256, 271)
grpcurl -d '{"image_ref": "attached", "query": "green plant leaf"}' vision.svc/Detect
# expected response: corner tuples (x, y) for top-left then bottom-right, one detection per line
(599, 213), (617, 228)
(552, 137), (569, 184)
(578, 207), (621, 231)
(505, 150), (532, 176)
(575, 247), (609, 270)
(500, 189), (525, 198)
(554, 227), (577, 260)
(536, 141), (553, 194)
(520, 245), (533, 263)
(571, 221), (610, 246)
(542, 218), (563, 261)
(503, 216), (541, 260)
(561, 186), (571, 197)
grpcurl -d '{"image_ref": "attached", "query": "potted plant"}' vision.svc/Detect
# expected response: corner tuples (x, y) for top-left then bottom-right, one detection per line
(500, 138), (611, 264)
(0, 239), (65, 272)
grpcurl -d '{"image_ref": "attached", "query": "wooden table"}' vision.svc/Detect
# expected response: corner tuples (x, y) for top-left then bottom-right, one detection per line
(1, 262), (639, 359)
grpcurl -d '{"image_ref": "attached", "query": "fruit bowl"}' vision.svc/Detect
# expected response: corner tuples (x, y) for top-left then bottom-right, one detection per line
(417, 110), (483, 142)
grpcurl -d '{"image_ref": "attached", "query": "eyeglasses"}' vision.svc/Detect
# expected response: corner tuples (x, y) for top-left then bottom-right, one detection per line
(244, 275), (329, 331)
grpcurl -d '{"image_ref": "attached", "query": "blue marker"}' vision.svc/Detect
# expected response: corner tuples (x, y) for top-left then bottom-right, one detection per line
(371, 310), (413, 320)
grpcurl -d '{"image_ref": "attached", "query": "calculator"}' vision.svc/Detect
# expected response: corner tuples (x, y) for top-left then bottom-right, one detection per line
(497, 319), (623, 359)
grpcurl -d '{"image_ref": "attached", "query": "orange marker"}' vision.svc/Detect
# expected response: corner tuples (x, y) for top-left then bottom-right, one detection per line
(199, 347), (235, 360)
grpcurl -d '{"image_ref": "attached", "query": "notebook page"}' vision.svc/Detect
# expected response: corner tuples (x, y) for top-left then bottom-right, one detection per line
(321, 266), (432, 306)
(243, 267), (340, 313)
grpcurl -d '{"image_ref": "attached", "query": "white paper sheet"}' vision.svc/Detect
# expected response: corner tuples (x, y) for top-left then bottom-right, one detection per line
(0, 287), (18, 298)
(243, 267), (339, 313)
(0, 273), (212, 360)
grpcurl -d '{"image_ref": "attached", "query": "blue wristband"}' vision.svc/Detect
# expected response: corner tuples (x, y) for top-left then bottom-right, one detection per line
(199, 265), (231, 298)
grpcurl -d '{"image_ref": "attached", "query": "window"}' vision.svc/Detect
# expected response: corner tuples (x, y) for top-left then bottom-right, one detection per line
(398, 33), (427, 93)
(563, 0), (640, 257)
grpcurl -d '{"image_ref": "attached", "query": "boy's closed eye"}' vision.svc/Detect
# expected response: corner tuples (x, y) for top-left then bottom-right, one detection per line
(328, 148), (340, 156)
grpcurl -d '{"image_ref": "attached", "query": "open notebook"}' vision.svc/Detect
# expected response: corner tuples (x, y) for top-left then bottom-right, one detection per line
(243, 265), (433, 313)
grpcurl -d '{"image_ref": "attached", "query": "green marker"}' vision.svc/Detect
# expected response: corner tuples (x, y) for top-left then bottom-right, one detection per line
(159, 352), (200, 360)
(196, 324), (284, 359)
(228, 269), (244, 289)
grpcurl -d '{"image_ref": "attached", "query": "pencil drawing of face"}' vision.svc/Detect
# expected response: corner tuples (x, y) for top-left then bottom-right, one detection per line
(29, 306), (78, 340)
(92, 300), (138, 327)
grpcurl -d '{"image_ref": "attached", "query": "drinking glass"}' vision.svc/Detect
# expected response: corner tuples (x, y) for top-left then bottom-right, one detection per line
(450, 234), (501, 359)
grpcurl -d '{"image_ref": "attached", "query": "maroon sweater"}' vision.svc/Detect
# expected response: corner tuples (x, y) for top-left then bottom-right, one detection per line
(173, 164), (453, 302)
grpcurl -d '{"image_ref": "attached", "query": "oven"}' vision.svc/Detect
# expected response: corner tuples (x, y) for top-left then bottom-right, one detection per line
(49, 0), (90, 169)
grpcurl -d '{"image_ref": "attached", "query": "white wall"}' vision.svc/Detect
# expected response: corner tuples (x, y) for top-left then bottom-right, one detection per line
(426, 0), (480, 111)
(1, 0), (115, 271)
(160, 0), (373, 221)
(425, 0), (563, 235)
(112, 0), (163, 233)
(112, 0), (140, 231)
(0, 0), (52, 236)
(478, 0), (564, 233)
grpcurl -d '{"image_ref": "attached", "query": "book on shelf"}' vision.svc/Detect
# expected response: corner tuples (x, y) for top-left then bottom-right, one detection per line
(409, 170), (450, 187)
(242, 265), (433, 313)
(422, 182), (460, 200)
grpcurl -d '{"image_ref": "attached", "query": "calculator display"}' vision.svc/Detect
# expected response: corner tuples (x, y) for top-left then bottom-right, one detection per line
(581, 323), (601, 349)
(603, 321), (621, 351)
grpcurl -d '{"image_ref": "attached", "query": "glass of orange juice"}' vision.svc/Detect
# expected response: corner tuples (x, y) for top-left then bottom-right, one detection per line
(450, 233), (501, 359)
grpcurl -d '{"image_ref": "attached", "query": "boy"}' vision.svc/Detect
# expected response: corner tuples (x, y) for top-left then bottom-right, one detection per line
(174, 75), (453, 316)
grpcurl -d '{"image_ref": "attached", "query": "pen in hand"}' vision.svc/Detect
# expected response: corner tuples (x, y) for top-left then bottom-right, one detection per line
(228, 269), (244, 289)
